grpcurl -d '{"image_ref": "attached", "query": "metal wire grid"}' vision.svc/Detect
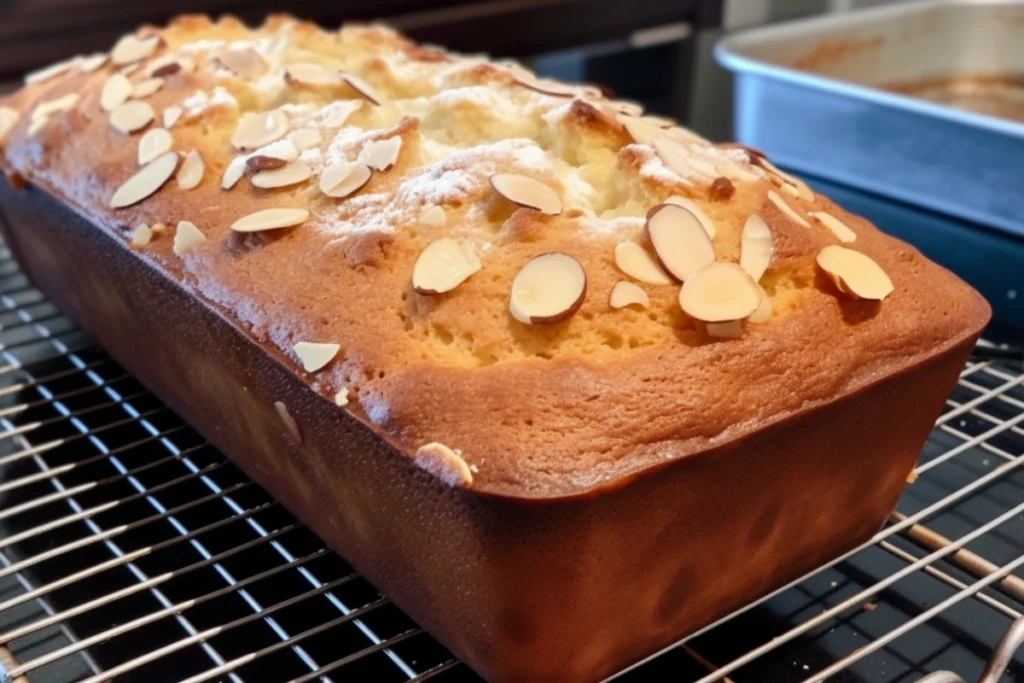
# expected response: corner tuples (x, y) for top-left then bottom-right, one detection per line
(0, 238), (1017, 683)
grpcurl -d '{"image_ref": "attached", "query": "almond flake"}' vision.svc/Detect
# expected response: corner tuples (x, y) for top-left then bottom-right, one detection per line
(322, 100), (362, 127)
(606, 100), (644, 117)
(252, 161), (312, 189)
(748, 287), (772, 324)
(665, 126), (708, 146)
(287, 127), (321, 152)
(131, 223), (153, 247)
(509, 252), (586, 324)
(646, 203), (715, 282)
(679, 262), (762, 323)
(248, 139), (299, 166)
(215, 46), (268, 79)
(319, 162), (372, 198)
(758, 157), (815, 201)
(110, 100), (155, 134)
(414, 442), (472, 488)
(230, 208), (310, 232)
(490, 173), (561, 215)
(27, 117), (48, 136)
(357, 137), (402, 172)
(663, 195), (716, 239)
(767, 190), (810, 228)
(137, 127), (172, 165)
(162, 105), (183, 129)
(811, 211), (857, 243)
(334, 387), (350, 407)
(707, 320), (743, 338)
(111, 35), (160, 66)
(739, 215), (772, 283)
(293, 342), (340, 372)
(231, 110), (290, 150)
(614, 241), (672, 285)
(132, 77), (164, 99)
(420, 205), (446, 228)
(173, 220), (206, 255)
(285, 63), (342, 86)
(643, 114), (676, 128)
(609, 281), (649, 309)
(177, 150), (204, 190)
(24, 56), (80, 85)
(222, 156), (248, 190)
(34, 93), (80, 119)
(148, 57), (183, 77)
(0, 108), (19, 145)
(109, 151), (178, 208)
(340, 73), (381, 105)
(274, 401), (302, 443)
(412, 238), (481, 295)
(715, 158), (761, 184)
(654, 137), (706, 180)
(78, 53), (108, 74)
(100, 74), (133, 111)
(816, 245), (893, 300)
(513, 75), (579, 98)
(617, 114), (664, 145)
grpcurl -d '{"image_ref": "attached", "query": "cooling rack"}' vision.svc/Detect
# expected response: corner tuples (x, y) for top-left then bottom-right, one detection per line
(0, 239), (1019, 683)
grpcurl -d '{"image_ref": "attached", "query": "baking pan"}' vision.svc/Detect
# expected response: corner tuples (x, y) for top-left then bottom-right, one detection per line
(715, 0), (1024, 238)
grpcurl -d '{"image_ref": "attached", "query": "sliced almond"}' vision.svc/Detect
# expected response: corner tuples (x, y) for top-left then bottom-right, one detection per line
(274, 401), (302, 443)
(687, 156), (717, 178)
(748, 288), (772, 324)
(715, 158), (761, 184)
(811, 211), (857, 243)
(109, 151), (178, 208)
(663, 195), (716, 239)
(222, 156), (248, 190)
(24, 56), (80, 85)
(177, 150), (204, 190)
(110, 101), (155, 134)
(100, 73), (133, 112)
(173, 220), (206, 255)
(319, 162), (372, 198)
(420, 205), (446, 228)
(230, 208), (310, 233)
(34, 93), (80, 119)
(653, 138), (711, 181)
(609, 281), (649, 309)
(111, 35), (160, 66)
(679, 262), (762, 323)
(512, 75), (579, 98)
(148, 57), (183, 78)
(642, 114), (676, 128)
(646, 203), (715, 282)
(358, 137), (402, 172)
(509, 253), (586, 324)
(287, 127), (321, 152)
(739, 214), (772, 283)
(768, 190), (810, 228)
(248, 139), (299, 167)
(231, 110), (290, 150)
(293, 341), (340, 372)
(285, 63), (342, 86)
(412, 238), (481, 295)
(321, 100), (363, 127)
(216, 46), (268, 79)
(334, 387), (350, 407)
(132, 77), (164, 99)
(614, 241), (672, 285)
(340, 73), (381, 105)
(617, 114), (664, 145)
(137, 127), (172, 165)
(78, 53), (108, 74)
(816, 245), (893, 301)
(131, 223), (153, 247)
(414, 442), (472, 488)
(758, 157), (815, 201)
(27, 116), (48, 136)
(706, 320), (743, 338)
(0, 108), (19, 145)
(163, 105), (183, 129)
(490, 173), (561, 215)
(606, 100), (644, 117)
(252, 161), (313, 189)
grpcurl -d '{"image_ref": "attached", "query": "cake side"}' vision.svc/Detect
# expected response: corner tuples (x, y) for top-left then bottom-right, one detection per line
(0, 15), (991, 497)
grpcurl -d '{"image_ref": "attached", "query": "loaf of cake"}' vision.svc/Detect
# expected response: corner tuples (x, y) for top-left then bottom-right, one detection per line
(0, 15), (990, 682)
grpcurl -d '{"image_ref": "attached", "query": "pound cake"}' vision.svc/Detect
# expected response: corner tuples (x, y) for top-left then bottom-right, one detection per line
(0, 15), (990, 682)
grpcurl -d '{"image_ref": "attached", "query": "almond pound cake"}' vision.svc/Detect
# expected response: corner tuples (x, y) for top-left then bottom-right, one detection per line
(0, 15), (990, 683)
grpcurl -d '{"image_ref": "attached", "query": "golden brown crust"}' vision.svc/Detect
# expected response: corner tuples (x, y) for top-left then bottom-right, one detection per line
(0, 15), (990, 497)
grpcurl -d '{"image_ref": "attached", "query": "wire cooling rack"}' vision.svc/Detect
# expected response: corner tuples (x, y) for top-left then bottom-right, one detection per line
(0, 239), (1019, 683)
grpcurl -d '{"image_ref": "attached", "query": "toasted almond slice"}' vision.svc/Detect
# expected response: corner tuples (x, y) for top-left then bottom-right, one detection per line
(100, 73), (133, 112)
(285, 63), (342, 86)
(78, 53), (108, 74)
(513, 75), (578, 98)
(707, 320), (743, 338)
(739, 214), (772, 283)
(420, 205), (446, 228)
(646, 203), (715, 282)
(606, 100), (644, 117)
(811, 211), (857, 243)
(412, 238), (481, 295)
(358, 137), (402, 172)
(132, 77), (164, 99)
(131, 223), (153, 247)
(27, 116), (48, 136)
(215, 46), (268, 79)
(177, 150), (204, 190)
(222, 156), (248, 190)
(162, 105), (183, 129)
(319, 162), (372, 198)
(137, 127), (172, 165)
(490, 173), (561, 215)
(748, 287), (772, 324)
(287, 127), (321, 152)
(767, 190), (810, 228)
(148, 56), (181, 77)
(293, 341), (340, 372)
(642, 114), (676, 128)
(652, 137), (698, 179)
(758, 157), (815, 201)
(24, 56), (80, 85)
(230, 208), (310, 232)
(119, 63), (141, 77)
(715, 158), (761, 184)
(274, 401), (302, 442)
(614, 241), (672, 285)
(816, 245), (893, 300)
(414, 442), (472, 488)
(687, 156), (717, 178)
(321, 100), (363, 127)
(663, 195), (716, 239)
(110, 101), (154, 134)
(334, 387), (350, 407)
(34, 93), (80, 119)
(617, 114), (664, 145)
(509, 252), (586, 324)
(173, 220), (206, 255)
(248, 139), (299, 167)
(252, 161), (312, 189)
(340, 73), (381, 105)
(231, 110), (290, 150)
(0, 108), (19, 145)
(109, 151), (178, 208)
(679, 262), (762, 323)
(111, 35), (160, 66)
(609, 281), (649, 309)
